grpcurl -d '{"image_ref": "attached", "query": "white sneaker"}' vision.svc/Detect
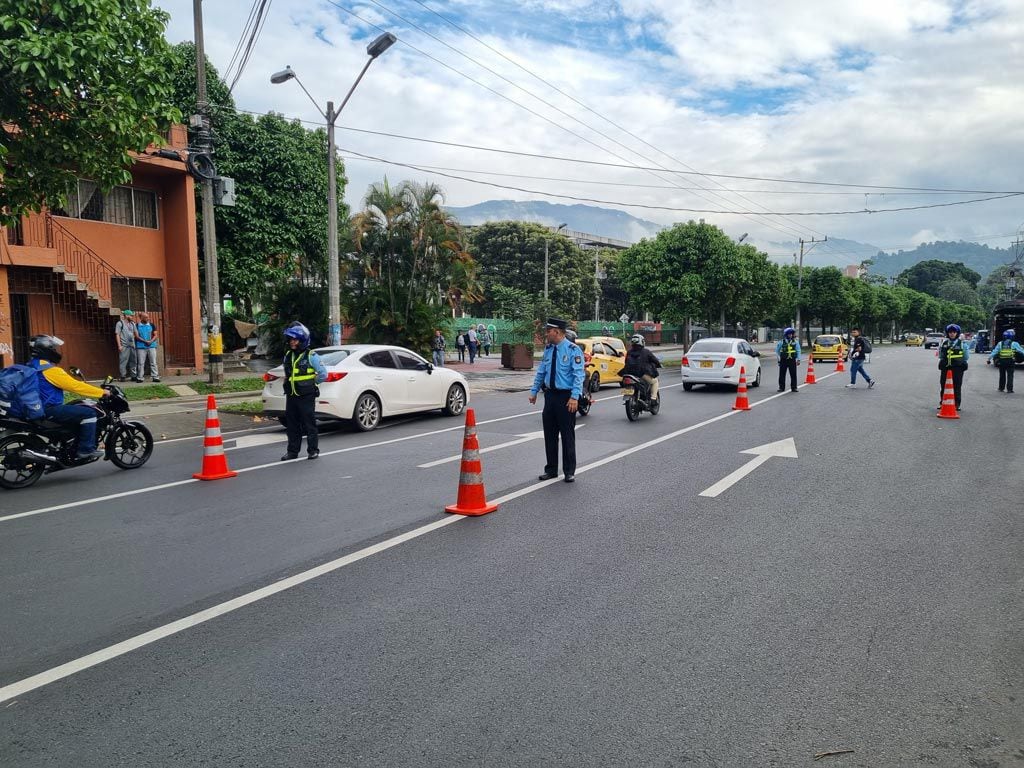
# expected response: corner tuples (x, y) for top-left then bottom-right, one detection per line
(868, 380), (875, 389)
(845, 383), (856, 388)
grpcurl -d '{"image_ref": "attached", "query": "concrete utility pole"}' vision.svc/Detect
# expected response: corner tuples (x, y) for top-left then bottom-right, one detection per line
(795, 235), (826, 345)
(193, 0), (224, 383)
(594, 249), (601, 322)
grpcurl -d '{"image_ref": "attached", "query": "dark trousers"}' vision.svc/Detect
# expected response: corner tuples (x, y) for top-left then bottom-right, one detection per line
(467, 342), (477, 363)
(542, 390), (576, 476)
(998, 365), (1015, 392)
(285, 394), (318, 455)
(45, 403), (98, 453)
(940, 367), (966, 407)
(778, 358), (798, 390)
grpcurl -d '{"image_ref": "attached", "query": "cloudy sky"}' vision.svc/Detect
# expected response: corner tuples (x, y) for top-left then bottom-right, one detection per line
(157, 0), (1024, 261)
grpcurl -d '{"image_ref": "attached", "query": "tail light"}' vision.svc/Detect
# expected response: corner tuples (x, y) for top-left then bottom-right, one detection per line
(681, 356), (689, 367)
(724, 356), (736, 368)
(262, 372), (279, 382)
(324, 372), (347, 383)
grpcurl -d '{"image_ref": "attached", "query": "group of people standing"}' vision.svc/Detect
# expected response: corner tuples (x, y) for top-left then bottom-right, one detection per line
(429, 326), (493, 366)
(114, 309), (160, 383)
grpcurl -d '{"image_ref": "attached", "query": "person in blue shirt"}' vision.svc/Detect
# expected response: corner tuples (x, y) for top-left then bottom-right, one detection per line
(133, 311), (159, 383)
(280, 322), (328, 460)
(988, 329), (1024, 393)
(775, 327), (801, 392)
(937, 323), (969, 411)
(529, 317), (585, 483)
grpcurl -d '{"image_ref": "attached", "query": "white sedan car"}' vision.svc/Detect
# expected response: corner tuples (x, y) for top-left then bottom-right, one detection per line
(681, 337), (762, 390)
(261, 345), (469, 431)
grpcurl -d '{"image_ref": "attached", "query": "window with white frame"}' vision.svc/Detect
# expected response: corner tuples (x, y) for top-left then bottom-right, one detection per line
(56, 180), (159, 229)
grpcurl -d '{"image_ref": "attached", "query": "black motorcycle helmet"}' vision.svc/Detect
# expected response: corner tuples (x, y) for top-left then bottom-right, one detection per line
(29, 335), (64, 363)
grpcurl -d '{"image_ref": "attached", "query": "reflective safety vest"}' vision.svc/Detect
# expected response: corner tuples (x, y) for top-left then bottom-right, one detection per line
(998, 343), (1015, 361)
(942, 340), (966, 368)
(284, 349), (318, 396)
(782, 340), (797, 359)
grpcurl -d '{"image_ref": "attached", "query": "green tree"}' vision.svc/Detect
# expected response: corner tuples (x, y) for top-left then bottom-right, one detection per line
(616, 222), (706, 326)
(899, 259), (981, 294)
(0, 0), (181, 224)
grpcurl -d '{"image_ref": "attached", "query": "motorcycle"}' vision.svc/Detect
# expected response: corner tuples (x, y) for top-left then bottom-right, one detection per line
(0, 372), (153, 490)
(575, 375), (596, 417)
(621, 374), (660, 421)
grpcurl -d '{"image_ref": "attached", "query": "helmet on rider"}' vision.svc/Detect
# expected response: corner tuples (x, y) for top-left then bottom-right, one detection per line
(945, 323), (961, 336)
(564, 328), (578, 343)
(783, 327), (795, 338)
(283, 321), (311, 349)
(630, 334), (645, 347)
(29, 335), (65, 363)
(1004, 329), (1016, 339)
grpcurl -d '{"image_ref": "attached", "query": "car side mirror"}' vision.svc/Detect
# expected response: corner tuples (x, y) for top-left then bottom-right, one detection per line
(68, 366), (85, 381)
(419, 362), (433, 374)
(751, 350), (760, 357)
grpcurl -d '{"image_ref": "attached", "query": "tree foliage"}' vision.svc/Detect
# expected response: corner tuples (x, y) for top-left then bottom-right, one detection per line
(899, 259), (981, 293)
(0, 0), (181, 224)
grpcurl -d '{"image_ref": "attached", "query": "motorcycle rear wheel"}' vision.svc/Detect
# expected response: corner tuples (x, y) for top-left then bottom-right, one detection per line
(108, 422), (154, 470)
(625, 396), (641, 421)
(577, 396), (591, 416)
(650, 393), (661, 415)
(0, 434), (48, 490)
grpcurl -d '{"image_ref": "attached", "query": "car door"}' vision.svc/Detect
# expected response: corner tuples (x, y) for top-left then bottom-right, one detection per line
(394, 349), (438, 411)
(739, 341), (759, 378)
(361, 350), (404, 414)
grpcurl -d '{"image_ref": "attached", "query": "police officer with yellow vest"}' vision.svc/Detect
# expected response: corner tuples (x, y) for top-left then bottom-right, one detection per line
(775, 327), (801, 392)
(281, 322), (327, 461)
(938, 323), (970, 411)
(529, 318), (585, 483)
(988, 329), (1024, 393)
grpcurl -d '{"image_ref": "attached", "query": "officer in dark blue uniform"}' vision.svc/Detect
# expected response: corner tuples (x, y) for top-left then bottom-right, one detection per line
(529, 318), (586, 482)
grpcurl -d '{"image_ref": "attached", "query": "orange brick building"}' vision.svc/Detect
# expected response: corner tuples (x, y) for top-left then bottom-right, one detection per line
(0, 125), (202, 375)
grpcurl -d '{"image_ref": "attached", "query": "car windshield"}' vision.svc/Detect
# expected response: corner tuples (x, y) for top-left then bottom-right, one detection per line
(689, 341), (733, 354)
(315, 349), (354, 366)
(815, 336), (840, 345)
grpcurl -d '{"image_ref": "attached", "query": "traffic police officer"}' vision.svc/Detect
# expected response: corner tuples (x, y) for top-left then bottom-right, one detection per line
(529, 318), (585, 483)
(775, 326), (801, 392)
(938, 323), (969, 411)
(280, 322), (328, 461)
(988, 329), (1024, 393)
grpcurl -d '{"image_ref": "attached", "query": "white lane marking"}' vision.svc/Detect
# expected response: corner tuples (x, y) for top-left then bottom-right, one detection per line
(158, 425), (280, 445)
(0, 372), (836, 698)
(0, 479), (198, 524)
(0, 515), (464, 705)
(227, 434), (287, 451)
(698, 437), (799, 498)
(417, 424), (585, 469)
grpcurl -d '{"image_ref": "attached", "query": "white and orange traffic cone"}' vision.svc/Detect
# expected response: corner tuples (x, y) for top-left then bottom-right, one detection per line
(804, 357), (817, 385)
(445, 409), (498, 516)
(835, 347), (845, 373)
(192, 395), (238, 480)
(937, 369), (959, 419)
(732, 366), (751, 411)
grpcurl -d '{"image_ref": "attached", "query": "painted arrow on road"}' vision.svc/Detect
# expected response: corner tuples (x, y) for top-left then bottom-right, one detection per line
(699, 437), (798, 498)
(418, 424), (585, 469)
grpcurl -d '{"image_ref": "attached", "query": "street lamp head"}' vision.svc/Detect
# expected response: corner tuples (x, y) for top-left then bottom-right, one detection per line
(270, 66), (296, 84)
(738, 232), (749, 243)
(367, 32), (397, 59)
(557, 223), (567, 232)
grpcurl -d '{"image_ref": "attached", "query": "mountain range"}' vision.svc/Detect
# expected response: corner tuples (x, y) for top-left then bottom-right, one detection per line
(446, 200), (664, 242)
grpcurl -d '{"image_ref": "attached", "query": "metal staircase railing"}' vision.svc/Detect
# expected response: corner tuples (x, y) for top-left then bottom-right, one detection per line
(47, 215), (127, 307)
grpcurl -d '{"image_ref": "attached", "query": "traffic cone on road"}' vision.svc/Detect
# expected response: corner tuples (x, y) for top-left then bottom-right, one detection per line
(804, 357), (817, 385)
(732, 366), (751, 411)
(937, 370), (959, 419)
(192, 395), (238, 480)
(835, 348), (845, 372)
(445, 409), (498, 516)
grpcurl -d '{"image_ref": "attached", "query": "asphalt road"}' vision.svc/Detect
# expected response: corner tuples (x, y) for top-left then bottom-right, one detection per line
(1, 347), (1021, 767)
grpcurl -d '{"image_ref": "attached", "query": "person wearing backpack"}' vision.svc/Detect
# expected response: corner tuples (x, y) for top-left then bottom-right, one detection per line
(455, 331), (466, 362)
(27, 335), (108, 461)
(844, 328), (876, 389)
(938, 323), (969, 411)
(987, 329), (1023, 393)
(114, 309), (138, 382)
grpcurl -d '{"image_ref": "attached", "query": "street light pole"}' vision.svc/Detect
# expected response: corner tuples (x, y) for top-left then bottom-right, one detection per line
(544, 223), (567, 303)
(272, 32), (396, 346)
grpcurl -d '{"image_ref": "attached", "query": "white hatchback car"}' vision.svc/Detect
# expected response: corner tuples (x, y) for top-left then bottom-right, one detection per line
(261, 345), (469, 431)
(681, 337), (762, 390)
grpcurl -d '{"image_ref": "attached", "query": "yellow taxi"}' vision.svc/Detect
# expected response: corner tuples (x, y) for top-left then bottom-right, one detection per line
(811, 334), (846, 363)
(904, 333), (924, 347)
(575, 337), (626, 390)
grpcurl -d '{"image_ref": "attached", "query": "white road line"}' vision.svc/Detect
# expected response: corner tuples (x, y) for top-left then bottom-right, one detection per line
(417, 424), (584, 468)
(0, 372), (836, 700)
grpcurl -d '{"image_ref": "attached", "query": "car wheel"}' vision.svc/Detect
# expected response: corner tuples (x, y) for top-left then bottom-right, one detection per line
(751, 367), (761, 388)
(352, 392), (381, 432)
(683, 382), (693, 391)
(442, 383), (467, 416)
(589, 371), (601, 392)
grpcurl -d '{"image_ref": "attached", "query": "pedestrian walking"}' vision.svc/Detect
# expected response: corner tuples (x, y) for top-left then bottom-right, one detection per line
(937, 323), (968, 410)
(466, 326), (478, 364)
(529, 317), (585, 483)
(134, 312), (160, 382)
(456, 331), (466, 362)
(478, 326), (491, 357)
(431, 329), (446, 368)
(775, 326), (801, 392)
(114, 309), (137, 381)
(988, 329), (1024, 392)
(845, 327), (875, 389)
(280, 322), (327, 461)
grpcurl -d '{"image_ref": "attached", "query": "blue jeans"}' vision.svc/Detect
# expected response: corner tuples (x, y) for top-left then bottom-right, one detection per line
(45, 403), (99, 453)
(432, 350), (444, 367)
(850, 359), (872, 383)
(467, 342), (477, 363)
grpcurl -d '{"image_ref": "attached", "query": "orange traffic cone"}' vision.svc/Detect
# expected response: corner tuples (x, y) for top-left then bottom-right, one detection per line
(937, 369), (959, 419)
(192, 395), (238, 480)
(732, 366), (751, 410)
(445, 409), (498, 516)
(804, 357), (817, 384)
(835, 348), (845, 372)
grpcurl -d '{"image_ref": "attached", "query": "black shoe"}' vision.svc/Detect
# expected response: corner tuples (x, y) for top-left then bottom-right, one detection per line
(998, 388), (1004, 392)
(118, 377), (126, 382)
(564, 474), (575, 483)
(777, 388), (785, 392)
(75, 450), (103, 463)
(307, 450), (319, 460)
(791, 389), (799, 393)
(132, 378), (144, 383)
(539, 472), (557, 481)
(281, 453), (298, 461)
(151, 377), (161, 383)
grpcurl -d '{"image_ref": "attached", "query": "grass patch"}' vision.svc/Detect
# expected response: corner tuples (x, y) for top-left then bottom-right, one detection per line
(189, 377), (265, 395)
(65, 385), (177, 403)
(218, 399), (264, 415)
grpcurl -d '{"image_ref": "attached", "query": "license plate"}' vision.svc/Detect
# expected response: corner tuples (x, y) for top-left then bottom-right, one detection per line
(700, 360), (714, 368)
(621, 388), (634, 396)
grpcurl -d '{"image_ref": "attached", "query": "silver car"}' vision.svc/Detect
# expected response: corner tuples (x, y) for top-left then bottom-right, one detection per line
(681, 338), (762, 391)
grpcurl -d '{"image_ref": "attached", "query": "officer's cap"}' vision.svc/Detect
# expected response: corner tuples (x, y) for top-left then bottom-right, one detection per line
(544, 317), (569, 331)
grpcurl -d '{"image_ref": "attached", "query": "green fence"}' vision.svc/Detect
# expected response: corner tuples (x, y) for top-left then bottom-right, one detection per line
(448, 318), (686, 346)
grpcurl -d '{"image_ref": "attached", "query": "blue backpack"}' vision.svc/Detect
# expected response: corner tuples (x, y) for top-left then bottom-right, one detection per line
(0, 364), (45, 420)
